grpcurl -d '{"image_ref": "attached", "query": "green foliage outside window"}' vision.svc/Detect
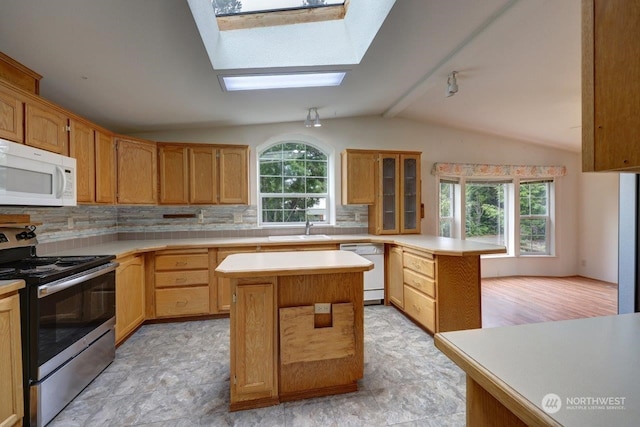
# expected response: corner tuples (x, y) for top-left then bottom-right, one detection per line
(520, 181), (550, 254)
(259, 142), (328, 224)
(465, 182), (506, 245)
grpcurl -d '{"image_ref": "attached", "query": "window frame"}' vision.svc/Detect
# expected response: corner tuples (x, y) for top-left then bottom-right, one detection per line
(518, 179), (554, 256)
(257, 139), (333, 227)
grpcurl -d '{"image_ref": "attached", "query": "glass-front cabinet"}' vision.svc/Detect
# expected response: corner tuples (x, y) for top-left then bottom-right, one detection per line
(367, 151), (421, 235)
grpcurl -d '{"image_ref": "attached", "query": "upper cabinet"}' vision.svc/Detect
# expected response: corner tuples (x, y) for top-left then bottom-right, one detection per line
(219, 147), (248, 204)
(69, 120), (116, 204)
(0, 83), (24, 143)
(117, 137), (158, 205)
(158, 143), (248, 205)
(582, 0), (640, 171)
(341, 150), (376, 205)
(25, 99), (68, 154)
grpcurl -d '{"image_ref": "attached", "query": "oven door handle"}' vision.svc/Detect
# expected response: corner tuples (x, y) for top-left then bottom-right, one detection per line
(38, 263), (118, 298)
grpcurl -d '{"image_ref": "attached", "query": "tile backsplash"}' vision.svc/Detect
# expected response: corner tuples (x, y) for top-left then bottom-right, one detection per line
(1, 204), (369, 253)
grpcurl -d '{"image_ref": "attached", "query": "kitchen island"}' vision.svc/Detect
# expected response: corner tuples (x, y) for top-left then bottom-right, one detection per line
(435, 313), (640, 426)
(215, 250), (373, 411)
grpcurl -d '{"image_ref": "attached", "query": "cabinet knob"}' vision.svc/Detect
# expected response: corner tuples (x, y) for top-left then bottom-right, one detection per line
(176, 300), (188, 307)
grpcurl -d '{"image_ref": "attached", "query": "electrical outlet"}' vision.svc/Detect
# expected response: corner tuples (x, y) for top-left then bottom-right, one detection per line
(198, 210), (205, 224)
(233, 212), (243, 224)
(355, 212), (360, 222)
(314, 303), (331, 314)
(67, 217), (74, 229)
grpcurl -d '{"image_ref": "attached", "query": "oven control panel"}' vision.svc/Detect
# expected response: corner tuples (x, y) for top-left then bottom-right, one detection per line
(0, 227), (38, 250)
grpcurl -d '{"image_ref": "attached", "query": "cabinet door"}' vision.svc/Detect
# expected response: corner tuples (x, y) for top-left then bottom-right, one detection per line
(231, 281), (275, 406)
(219, 147), (248, 204)
(0, 85), (24, 142)
(378, 154), (400, 234)
(25, 102), (68, 154)
(189, 146), (218, 204)
(387, 246), (404, 308)
(95, 131), (116, 204)
(117, 138), (157, 204)
(216, 248), (256, 312)
(158, 145), (189, 204)
(341, 150), (376, 204)
(115, 255), (145, 344)
(583, 0), (640, 171)
(0, 293), (24, 427)
(69, 119), (95, 203)
(400, 154), (421, 233)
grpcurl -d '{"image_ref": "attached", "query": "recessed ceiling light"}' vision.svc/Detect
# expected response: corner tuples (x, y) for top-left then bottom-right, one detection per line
(220, 72), (347, 91)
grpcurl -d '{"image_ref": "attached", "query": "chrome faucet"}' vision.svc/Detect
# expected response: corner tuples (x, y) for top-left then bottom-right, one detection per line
(305, 219), (313, 235)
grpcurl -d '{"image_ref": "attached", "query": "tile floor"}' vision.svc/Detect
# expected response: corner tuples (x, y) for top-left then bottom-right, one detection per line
(49, 305), (466, 426)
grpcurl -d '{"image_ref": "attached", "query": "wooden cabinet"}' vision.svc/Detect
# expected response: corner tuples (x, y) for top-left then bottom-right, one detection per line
(216, 247), (256, 313)
(386, 245), (404, 308)
(70, 121), (117, 204)
(69, 119), (96, 203)
(0, 83), (24, 143)
(388, 246), (481, 334)
(154, 249), (215, 318)
(95, 131), (117, 203)
(0, 289), (24, 427)
(368, 151), (421, 235)
(341, 150), (376, 204)
(582, 0), (640, 171)
(158, 143), (248, 205)
(116, 137), (157, 204)
(115, 255), (146, 345)
(25, 100), (68, 154)
(219, 147), (248, 204)
(230, 279), (277, 410)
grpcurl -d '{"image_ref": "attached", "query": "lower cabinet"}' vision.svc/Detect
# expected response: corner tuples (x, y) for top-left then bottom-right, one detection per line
(115, 254), (146, 344)
(387, 246), (481, 334)
(154, 248), (216, 318)
(0, 291), (24, 427)
(230, 278), (277, 410)
(386, 245), (404, 308)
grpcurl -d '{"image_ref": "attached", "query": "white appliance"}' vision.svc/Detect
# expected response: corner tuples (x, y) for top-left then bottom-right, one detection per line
(340, 243), (385, 303)
(0, 138), (76, 206)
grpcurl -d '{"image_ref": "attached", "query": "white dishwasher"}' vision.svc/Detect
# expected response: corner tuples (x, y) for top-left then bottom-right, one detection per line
(340, 243), (385, 304)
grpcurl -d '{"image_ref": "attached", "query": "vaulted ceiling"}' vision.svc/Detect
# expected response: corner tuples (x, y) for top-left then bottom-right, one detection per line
(0, 0), (581, 151)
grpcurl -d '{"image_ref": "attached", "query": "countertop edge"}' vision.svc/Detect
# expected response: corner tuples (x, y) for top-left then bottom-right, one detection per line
(0, 279), (26, 296)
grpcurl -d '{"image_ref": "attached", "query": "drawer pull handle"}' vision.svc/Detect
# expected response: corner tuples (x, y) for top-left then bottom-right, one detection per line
(175, 261), (188, 266)
(176, 300), (188, 307)
(175, 277), (187, 283)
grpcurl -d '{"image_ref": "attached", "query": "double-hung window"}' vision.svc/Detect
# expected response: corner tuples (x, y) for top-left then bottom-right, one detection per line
(258, 142), (329, 225)
(434, 162), (564, 257)
(519, 179), (552, 255)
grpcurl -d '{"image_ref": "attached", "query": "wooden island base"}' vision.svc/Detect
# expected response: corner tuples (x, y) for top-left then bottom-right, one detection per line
(215, 250), (372, 411)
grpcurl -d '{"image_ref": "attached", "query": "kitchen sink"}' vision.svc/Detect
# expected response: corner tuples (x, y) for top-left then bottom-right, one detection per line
(267, 234), (331, 242)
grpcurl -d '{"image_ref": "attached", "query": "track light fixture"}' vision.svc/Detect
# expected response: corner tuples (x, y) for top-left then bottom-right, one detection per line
(305, 108), (322, 127)
(446, 71), (458, 98)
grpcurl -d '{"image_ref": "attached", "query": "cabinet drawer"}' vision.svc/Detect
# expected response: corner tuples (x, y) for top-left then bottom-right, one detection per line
(155, 270), (209, 288)
(403, 285), (436, 333)
(403, 251), (435, 278)
(403, 268), (436, 298)
(155, 253), (209, 270)
(155, 287), (210, 317)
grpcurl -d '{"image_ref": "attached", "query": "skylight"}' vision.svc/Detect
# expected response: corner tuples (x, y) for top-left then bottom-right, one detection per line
(221, 71), (346, 91)
(213, 0), (345, 17)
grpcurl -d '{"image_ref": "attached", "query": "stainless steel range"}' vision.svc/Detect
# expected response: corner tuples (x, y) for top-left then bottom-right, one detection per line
(0, 226), (117, 427)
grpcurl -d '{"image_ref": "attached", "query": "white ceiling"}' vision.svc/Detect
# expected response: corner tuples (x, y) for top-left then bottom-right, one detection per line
(0, 0), (581, 152)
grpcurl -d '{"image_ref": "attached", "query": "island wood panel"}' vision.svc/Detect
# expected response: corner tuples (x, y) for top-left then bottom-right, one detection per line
(436, 255), (481, 332)
(230, 277), (278, 411)
(277, 272), (364, 400)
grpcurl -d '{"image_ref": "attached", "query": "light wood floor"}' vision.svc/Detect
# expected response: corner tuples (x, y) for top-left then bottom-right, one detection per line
(481, 275), (618, 328)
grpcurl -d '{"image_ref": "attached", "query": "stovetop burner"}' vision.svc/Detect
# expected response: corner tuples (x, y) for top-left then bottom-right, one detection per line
(0, 254), (116, 285)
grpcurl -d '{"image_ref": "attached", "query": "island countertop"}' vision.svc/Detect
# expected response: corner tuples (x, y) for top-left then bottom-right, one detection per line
(435, 313), (640, 426)
(215, 250), (373, 278)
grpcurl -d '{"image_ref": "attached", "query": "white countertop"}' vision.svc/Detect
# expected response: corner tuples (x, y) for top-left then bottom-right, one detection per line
(51, 234), (505, 258)
(215, 250), (374, 277)
(436, 313), (640, 426)
(0, 279), (25, 296)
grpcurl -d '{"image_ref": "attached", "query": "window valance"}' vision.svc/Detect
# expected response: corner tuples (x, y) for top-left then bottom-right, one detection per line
(431, 162), (566, 178)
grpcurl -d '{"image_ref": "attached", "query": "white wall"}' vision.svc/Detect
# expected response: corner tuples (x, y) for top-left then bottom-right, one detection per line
(577, 172), (619, 283)
(134, 115), (591, 278)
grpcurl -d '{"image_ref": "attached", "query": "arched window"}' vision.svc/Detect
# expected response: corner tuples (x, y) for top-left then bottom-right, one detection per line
(258, 141), (330, 225)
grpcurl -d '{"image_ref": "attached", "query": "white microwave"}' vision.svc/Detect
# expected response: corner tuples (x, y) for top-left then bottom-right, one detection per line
(0, 138), (77, 206)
